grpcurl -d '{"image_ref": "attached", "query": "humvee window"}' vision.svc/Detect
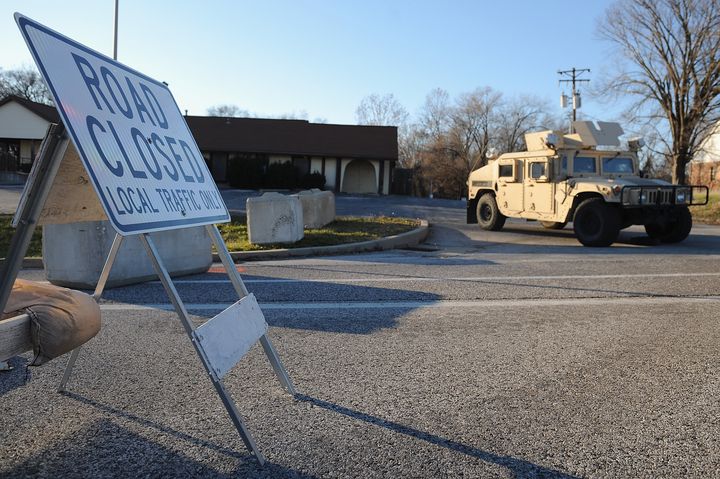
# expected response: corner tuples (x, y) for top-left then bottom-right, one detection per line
(602, 157), (633, 173)
(499, 164), (514, 178)
(530, 162), (547, 179)
(574, 156), (596, 173)
(561, 156), (568, 174)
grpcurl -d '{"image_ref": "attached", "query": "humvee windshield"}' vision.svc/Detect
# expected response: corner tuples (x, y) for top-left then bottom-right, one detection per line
(602, 157), (634, 174)
(574, 156), (597, 173)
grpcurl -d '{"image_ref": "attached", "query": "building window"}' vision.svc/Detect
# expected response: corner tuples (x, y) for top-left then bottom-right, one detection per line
(211, 152), (228, 182)
(292, 156), (310, 176)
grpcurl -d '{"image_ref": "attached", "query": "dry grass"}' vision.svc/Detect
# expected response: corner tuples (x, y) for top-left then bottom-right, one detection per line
(0, 215), (420, 257)
(692, 191), (720, 225)
(216, 216), (419, 251)
(0, 215), (42, 257)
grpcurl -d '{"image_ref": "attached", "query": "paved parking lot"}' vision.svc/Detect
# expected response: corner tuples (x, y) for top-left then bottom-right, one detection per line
(1, 187), (720, 478)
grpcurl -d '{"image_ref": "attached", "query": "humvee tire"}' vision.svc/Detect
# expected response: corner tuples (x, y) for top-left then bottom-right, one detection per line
(573, 198), (620, 247)
(645, 206), (692, 243)
(540, 221), (567, 230)
(477, 194), (506, 231)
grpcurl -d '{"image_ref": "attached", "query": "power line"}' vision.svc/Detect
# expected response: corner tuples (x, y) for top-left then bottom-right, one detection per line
(558, 67), (590, 132)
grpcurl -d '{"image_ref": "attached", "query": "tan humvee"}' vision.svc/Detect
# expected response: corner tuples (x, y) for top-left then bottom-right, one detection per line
(467, 121), (708, 246)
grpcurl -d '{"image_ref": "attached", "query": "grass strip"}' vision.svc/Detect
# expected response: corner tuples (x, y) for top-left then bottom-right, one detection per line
(691, 191), (720, 225)
(217, 216), (419, 251)
(0, 215), (420, 257)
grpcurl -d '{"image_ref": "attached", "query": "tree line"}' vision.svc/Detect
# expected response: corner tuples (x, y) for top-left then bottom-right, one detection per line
(356, 90), (563, 199)
(3, 0), (719, 195)
(357, 0), (720, 197)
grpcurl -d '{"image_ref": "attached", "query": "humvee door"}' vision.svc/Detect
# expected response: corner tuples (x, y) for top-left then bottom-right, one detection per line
(496, 158), (523, 213)
(523, 159), (554, 215)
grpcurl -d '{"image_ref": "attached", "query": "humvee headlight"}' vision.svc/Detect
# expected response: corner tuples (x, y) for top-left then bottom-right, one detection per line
(623, 187), (641, 205)
(612, 185), (622, 195)
(676, 189), (689, 204)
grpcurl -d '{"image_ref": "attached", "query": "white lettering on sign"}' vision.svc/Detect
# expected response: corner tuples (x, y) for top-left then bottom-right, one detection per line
(15, 13), (230, 234)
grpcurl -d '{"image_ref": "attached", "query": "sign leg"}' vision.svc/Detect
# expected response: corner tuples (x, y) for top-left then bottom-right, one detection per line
(139, 233), (266, 464)
(0, 124), (68, 315)
(58, 233), (124, 392)
(205, 224), (297, 395)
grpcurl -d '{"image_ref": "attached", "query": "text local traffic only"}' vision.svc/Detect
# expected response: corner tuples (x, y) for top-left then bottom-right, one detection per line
(72, 52), (223, 217)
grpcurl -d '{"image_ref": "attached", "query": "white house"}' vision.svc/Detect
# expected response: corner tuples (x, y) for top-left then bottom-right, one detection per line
(0, 95), (59, 183)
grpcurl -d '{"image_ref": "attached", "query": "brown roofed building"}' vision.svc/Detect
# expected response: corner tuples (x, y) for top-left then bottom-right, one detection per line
(186, 116), (397, 194)
(0, 96), (398, 193)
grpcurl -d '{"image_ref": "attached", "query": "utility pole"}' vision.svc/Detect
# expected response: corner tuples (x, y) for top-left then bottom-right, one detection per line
(558, 67), (590, 133)
(113, 0), (119, 60)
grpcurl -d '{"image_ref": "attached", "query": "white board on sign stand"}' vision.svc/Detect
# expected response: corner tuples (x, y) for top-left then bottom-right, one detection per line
(2, 13), (297, 465)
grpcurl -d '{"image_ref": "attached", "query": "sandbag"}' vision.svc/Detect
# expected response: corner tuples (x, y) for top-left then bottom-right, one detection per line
(1, 279), (100, 366)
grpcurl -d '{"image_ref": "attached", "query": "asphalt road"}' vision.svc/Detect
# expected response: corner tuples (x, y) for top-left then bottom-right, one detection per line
(1, 187), (720, 478)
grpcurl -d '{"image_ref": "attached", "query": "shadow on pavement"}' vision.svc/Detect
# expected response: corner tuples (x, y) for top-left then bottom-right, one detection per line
(0, 356), (31, 397)
(295, 394), (580, 479)
(0, 393), (318, 479)
(457, 223), (720, 255)
(100, 272), (445, 335)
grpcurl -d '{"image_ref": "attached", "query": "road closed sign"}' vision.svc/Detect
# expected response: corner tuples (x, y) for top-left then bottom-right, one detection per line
(15, 13), (230, 235)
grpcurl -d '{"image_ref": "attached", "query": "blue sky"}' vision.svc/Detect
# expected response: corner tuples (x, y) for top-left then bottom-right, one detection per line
(2, 0), (621, 125)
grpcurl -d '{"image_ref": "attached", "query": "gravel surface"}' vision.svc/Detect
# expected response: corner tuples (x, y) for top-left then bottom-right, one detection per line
(2, 188), (720, 477)
(3, 247), (720, 478)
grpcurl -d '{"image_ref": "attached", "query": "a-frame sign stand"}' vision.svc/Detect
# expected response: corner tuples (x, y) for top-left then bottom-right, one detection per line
(0, 124), (296, 466)
(2, 13), (298, 465)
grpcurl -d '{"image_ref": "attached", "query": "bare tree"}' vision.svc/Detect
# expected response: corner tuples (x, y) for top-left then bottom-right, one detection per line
(451, 87), (503, 173)
(0, 66), (53, 104)
(416, 87), (504, 198)
(397, 123), (425, 168)
(355, 93), (408, 126)
(418, 88), (452, 139)
(598, 0), (720, 184)
(495, 96), (550, 153)
(207, 104), (251, 117)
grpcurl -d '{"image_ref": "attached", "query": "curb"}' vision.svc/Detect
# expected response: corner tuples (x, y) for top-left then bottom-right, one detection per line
(15, 221), (430, 268)
(21, 257), (44, 269)
(213, 220), (430, 262)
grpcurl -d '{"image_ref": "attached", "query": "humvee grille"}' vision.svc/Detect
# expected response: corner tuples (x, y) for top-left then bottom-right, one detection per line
(620, 185), (709, 207)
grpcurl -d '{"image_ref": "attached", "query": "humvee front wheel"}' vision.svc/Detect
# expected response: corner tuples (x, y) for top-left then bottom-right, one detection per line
(540, 221), (567, 230)
(645, 206), (692, 243)
(573, 198), (620, 247)
(477, 194), (506, 231)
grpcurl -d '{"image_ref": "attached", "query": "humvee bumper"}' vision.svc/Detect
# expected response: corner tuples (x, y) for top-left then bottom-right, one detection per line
(467, 198), (478, 223)
(620, 185), (709, 207)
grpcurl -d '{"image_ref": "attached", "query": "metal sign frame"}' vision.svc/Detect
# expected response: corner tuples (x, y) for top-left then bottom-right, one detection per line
(5, 14), (296, 463)
(0, 125), (296, 465)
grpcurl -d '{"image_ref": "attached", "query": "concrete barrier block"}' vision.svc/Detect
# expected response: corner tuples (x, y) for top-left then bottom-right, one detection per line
(42, 221), (212, 288)
(246, 192), (304, 244)
(294, 189), (335, 229)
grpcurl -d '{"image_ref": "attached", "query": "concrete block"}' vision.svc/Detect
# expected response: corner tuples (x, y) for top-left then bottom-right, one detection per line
(246, 192), (304, 244)
(293, 189), (335, 229)
(42, 221), (212, 288)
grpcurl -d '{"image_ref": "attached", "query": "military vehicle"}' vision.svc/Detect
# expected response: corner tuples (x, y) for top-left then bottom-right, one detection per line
(466, 121), (708, 247)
